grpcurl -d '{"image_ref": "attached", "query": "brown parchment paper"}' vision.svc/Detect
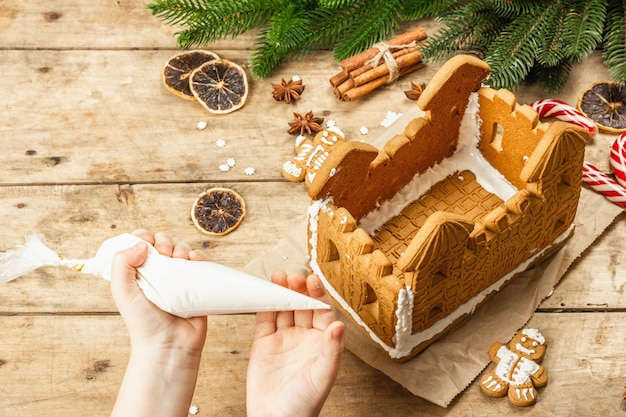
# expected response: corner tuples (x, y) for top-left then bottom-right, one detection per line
(245, 187), (622, 408)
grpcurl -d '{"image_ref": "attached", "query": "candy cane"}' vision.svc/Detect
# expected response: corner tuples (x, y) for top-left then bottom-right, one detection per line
(610, 133), (626, 189)
(532, 99), (626, 210)
(582, 162), (626, 209)
(531, 99), (597, 136)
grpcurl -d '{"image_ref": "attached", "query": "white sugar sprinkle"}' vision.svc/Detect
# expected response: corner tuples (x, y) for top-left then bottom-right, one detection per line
(196, 121), (207, 130)
(326, 119), (336, 128)
(380, 111), (403, 127)
(219, 164), (230, 172)
(244, 167), (256, 175)
(189, 404), (199, 415)
(226, 158), (236, 167)
(359, 126), (369, 135)
(216, 139), (226, 148)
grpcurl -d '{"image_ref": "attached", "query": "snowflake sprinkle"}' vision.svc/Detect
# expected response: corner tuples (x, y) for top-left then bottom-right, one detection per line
(380, 111), (403, 127)
(226, 158), (236, 167)
(215, 139), (226, 148)
(326, 119), (336, 128)
(189, 404), (199, 415)
(244, 167), (256, 176)
(219, 164), (230, 172)
(196, 121), (207, 130)
(359, 126), (369, 135)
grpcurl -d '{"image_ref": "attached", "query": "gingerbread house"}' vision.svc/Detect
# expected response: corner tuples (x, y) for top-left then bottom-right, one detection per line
(304, 55), (588, 362)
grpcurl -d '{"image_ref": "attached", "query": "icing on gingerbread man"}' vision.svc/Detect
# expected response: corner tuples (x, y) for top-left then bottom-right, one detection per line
(281, 127), (346, 184)
(480, 328), (548, 406)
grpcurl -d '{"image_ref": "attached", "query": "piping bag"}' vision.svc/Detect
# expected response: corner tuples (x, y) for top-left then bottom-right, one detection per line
(0, 233), (330, 316)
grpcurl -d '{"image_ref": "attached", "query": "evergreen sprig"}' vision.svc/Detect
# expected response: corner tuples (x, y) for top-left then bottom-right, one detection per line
(422, 0), (621, 92)
(149, 0), (626, 91)
(148, 0), (436, 78)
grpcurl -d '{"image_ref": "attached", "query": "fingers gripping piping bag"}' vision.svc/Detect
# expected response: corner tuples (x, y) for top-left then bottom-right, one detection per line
(0, 233), (330, 316)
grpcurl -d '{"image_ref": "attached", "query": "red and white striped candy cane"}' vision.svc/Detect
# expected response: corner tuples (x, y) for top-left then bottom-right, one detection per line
(610, 132), (626, 189)
(531, 99), (597, 136)
(582, 162), (626, 209)
(532, 98), (626, 210)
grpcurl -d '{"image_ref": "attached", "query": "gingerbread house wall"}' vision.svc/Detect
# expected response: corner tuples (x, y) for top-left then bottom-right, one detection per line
(309, 56), (490, 221)
(313, 89), (587, 354)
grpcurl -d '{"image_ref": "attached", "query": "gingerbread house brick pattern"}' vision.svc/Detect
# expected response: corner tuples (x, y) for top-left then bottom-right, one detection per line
(306, 55), (587, 362)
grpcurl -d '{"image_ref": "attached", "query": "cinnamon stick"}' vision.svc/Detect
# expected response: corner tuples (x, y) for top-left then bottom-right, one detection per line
(348, 47), (416, 80)
(339, 27), (427, 73)
(352, 50), (423, 87)
(342, 61), (425, 101)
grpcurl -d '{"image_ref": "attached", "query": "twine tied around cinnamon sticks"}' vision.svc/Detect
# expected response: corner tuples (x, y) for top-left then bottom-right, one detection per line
(329, 27), (427, 101)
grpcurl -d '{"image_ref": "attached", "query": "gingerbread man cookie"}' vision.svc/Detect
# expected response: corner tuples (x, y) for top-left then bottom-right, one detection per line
(480, 328), (548, 406)
(281, 127), (346, 184)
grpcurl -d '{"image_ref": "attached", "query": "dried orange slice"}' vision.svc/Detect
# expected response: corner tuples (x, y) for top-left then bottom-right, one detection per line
(162, 50), (220, 100)
(190, 59), (248, 114)
(191, 188), (246, 236)
(577, 81), (626, 133)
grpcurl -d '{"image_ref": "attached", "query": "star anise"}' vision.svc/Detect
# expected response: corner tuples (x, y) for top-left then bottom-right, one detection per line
(404, 81), (425, 100)
(272, 78), (305, 104)
(288, 111), (324, 136)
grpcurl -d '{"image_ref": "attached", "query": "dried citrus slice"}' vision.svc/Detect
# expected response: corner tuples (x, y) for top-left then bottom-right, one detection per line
(190, 59), (248, 114)
(162, 50), (220, 100)
(577, 81), (626, 133)
(191, 188), (246, 236)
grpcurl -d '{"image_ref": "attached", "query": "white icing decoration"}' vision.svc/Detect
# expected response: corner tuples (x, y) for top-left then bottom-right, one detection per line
(522, 328), (545, 344)
(295, 135), (307, 147)
(359, 93), (516, 235)
(380, 111), (403, 127)
(282, 161), (302, 178)
(306, 92), (574, 359)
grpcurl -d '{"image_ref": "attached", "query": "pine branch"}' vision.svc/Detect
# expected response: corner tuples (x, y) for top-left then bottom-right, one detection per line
(562, 0), (607, 62)
(535, 2), (566, 67)
(422, 1), (495, 61)
(398, 0), (448, 20)
(318, 0), (359, 8)
(250, 5), (315, 77)
(603, 0), (626, 84)
(483, 6), (549, 89)
(529, 61), (572, 93)
(332, 0), (403, 61)
(149, 0), (280, 48)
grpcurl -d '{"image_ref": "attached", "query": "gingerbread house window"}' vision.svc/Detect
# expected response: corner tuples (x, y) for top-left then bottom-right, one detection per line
(362, 282), (380, 321)
(489, 123), (505, 152)
(428, 304), (443, 321)
(432, 261), (450, 288)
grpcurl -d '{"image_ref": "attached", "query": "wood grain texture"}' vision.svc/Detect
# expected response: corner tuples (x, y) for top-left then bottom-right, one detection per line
(1, 1), (625, 415)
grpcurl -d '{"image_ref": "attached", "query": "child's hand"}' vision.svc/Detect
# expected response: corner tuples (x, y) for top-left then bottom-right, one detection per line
(110, 229), (208, 417)
(246, 271), (345, 417)
(110, 229), (208, 354)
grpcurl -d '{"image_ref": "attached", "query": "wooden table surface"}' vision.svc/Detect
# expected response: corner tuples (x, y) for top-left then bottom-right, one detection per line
(1, 2), (625, 416)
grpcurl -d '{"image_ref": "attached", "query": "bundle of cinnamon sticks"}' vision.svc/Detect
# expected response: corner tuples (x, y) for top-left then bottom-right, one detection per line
(329, 27), (427, 101)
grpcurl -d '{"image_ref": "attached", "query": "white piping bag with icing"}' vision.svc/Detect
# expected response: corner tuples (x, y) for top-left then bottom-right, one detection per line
(0, 233), (330, 316)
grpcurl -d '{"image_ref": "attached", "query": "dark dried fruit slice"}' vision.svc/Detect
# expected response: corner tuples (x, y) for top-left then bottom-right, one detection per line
(190, 59), (249, 114)
(162, 50), (220, 100)
(577, 81), (626, 133)
(191, 188), (246, 236)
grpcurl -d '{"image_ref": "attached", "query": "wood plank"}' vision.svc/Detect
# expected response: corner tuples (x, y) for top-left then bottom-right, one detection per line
(540, 215), (626, 310)
(0, 49), (442, 185)
(0, 182), (310, 314)
(1, 312), (624, 416)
